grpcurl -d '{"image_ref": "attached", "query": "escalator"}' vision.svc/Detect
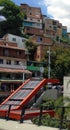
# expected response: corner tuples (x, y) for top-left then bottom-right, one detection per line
(0, 78), (59, 120)
(0, 78), (46, 112)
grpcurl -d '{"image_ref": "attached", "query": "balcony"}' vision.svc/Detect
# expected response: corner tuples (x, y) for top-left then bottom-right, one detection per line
(23, 21), (42, 29)
(25, 27), (44, 35)
(24, 16), (42, 22)
(0, 76), (23, 81)
(0, 63), (27, 69)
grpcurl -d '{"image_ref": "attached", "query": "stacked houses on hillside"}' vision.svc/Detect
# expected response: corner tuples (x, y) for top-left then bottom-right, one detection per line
(20, 4), (67, 61)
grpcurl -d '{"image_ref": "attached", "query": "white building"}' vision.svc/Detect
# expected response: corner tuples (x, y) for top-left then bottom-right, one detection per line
(63, 76), (70, 98)
(0, 34), (31, 98)
(63, 76), (70, 106)
(3, 33), (27, 49)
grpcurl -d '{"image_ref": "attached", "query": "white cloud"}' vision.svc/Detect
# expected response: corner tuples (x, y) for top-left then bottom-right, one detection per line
(43, 0), (70, 32)
(12, 0), (70, 32)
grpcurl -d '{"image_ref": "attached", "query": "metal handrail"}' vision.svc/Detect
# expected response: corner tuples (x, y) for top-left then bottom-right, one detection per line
(38, 105), (70, 130)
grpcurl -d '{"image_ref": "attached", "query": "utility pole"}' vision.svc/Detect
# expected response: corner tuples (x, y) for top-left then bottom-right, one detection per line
(19, 62), (26, 81)
(47, 46), (51, 79)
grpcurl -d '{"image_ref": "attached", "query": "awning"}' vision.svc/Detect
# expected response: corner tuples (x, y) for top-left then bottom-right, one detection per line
(0, 67), (32, 74)
(0, 80), (23, 83)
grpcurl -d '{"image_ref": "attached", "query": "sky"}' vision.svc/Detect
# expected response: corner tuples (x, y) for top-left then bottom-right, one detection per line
(12, 0), (70, 32)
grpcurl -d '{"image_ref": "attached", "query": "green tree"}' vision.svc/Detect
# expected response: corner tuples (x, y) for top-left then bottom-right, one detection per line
(25, 41), (37, 60)
(32, 97), (69, 129)
(0, 0), (23, 37)
(54, 47), (70, 82)
(44, 45), (70, 82)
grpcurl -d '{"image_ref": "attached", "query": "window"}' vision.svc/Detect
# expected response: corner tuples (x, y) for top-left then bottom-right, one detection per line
(14, 61), (19, 65)
(0, 59), (3, 64)
(37, 37), (42, 42)
(27, 27), (30, 30)
(53, 21), (57, 25)
(23, 8), (26, 12)
(22, 39), (25, 42)
(53, 26), (57, 31)
(4, 43), (8, 46)
(6, 60), (11, 64)
(24, 14), (27, 19)
(4, 49), (9, 56)
(16, 50), (21, 55)
(37, 23), (40, 26)
(38, 19), (40, 22)
(30, 18), (33, 21)
(12, 38), (16, 42)
(29, 11), (32, 15)
(37, 55), (40, 59)
(49, 26), (52, 28)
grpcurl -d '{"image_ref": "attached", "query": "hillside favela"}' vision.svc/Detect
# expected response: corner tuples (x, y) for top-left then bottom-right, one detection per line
(0, 0), (70, 130)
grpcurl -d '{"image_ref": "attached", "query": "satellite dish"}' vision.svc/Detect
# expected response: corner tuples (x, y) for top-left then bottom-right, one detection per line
(0, 6), (6, 22)
(0, 6), (4, 10)
(0, 15), (6, 22)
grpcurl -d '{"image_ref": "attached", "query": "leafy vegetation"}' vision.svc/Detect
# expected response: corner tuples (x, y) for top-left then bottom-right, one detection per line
(0, 0), (23, 37)
(44, 44), (70, 83)
(25, 40), (37, 60)
(32, 97), (70, 129)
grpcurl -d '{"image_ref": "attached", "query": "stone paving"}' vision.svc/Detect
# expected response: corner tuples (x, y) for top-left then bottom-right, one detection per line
(0, 119), (62, 130)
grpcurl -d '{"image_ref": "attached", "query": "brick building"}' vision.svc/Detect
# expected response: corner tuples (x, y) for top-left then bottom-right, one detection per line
(0, 34), (31, 100)
(20, 3), (67, 61)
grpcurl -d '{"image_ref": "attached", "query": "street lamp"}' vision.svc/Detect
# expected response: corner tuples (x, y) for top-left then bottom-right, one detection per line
(19, 61), (26, 81)
(40, 66), (44, 78)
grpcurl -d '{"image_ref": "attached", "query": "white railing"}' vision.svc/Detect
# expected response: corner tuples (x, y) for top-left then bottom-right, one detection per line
(0, 64), (27, 69)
